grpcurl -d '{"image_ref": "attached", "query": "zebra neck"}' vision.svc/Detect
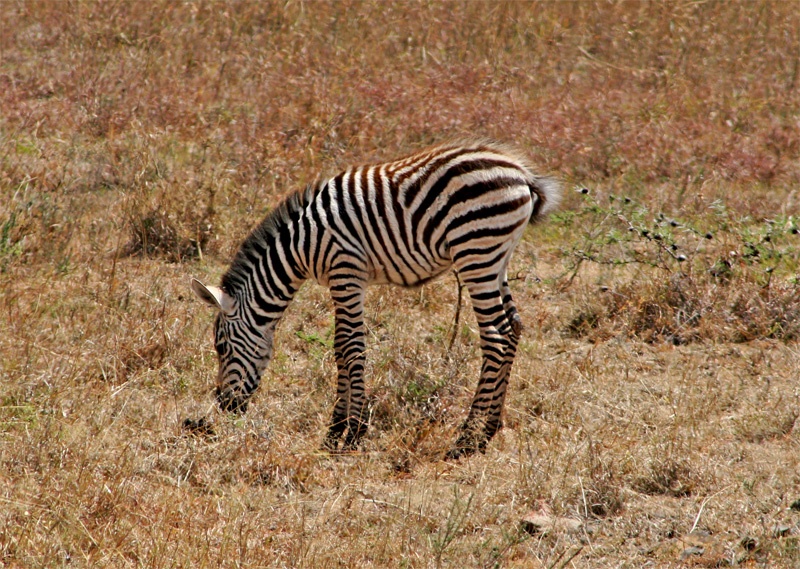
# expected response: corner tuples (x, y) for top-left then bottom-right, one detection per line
(240, 243), (306, 327)
(222, 232), (307, 329)
(221, 181), (322, 326)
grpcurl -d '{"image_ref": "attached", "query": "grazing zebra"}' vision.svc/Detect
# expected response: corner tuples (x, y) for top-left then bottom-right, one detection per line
(192, 140), (560, 458)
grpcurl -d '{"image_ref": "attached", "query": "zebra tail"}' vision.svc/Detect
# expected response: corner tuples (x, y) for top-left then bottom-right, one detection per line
(527, 175), (562, 223)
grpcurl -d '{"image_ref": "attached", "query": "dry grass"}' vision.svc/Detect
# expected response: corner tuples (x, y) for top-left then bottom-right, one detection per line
(2, 2), (800, 567)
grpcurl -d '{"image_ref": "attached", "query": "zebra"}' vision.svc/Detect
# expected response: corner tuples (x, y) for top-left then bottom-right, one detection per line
(192, 140), (560, 458)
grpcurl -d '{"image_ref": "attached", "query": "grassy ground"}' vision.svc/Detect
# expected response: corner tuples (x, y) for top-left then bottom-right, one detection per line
(2, 2), (800, 567)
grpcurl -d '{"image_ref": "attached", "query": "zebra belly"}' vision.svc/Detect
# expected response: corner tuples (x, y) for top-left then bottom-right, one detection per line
(366, 255), (452, 287)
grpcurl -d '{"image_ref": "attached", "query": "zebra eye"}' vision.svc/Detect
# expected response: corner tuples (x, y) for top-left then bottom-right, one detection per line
(214, 327), (229, 355)
(213, 321), (227, 356)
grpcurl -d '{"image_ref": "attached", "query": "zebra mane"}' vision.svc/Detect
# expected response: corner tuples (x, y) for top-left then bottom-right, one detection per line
(221, 181), (322, 294)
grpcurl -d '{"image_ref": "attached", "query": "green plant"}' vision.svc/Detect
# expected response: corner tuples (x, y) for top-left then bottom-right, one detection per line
(555, 188), (800, 343)
(430, 488), (474, 569)
(0, 211), (24, 272)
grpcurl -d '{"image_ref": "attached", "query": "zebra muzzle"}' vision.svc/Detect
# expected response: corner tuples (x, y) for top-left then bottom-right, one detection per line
(216, 386), (249, 414)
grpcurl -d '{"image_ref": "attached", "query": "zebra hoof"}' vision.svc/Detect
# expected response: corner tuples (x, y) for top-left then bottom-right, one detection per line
(341, 439), (362, 453)
(444, 444), (479, 461)
(323, 448), (355, 457)
(444, 447), (468, 461)
(321, 436), (341, 454)
(445, 431), (489, 460)
(322, 445), (359, 457)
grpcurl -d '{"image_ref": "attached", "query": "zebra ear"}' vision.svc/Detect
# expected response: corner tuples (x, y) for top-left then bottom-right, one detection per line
(191, 279), (233, 313)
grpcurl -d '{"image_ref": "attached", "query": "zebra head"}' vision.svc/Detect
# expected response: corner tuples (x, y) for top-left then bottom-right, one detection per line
(191, 278), (274, 414)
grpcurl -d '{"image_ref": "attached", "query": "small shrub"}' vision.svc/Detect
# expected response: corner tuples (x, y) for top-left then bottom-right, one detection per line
(734, 411), (798, 443)
(558, 190), (800, 344)
(0, 211), (24, 272)
(369, 371), (447, 432)
(123, 192), (215, 262)
(633, 458), (695, 497)
(124, 209), (182, 259)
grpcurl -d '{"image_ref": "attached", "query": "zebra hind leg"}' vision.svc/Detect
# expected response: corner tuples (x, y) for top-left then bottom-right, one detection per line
(445, 276), (516, 460)
(483, 278), (522, 442)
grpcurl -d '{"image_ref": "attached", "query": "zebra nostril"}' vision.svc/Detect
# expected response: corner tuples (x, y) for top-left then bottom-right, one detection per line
(216, 388), (248, 414)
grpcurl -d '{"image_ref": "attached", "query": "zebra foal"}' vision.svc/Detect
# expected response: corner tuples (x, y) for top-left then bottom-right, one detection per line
(192, 140), (560, 458)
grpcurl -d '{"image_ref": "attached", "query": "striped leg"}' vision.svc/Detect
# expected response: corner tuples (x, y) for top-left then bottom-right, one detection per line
(323, 278), (368, 452)
(487, 275), (522, 438)
(446, 266), (517, 459)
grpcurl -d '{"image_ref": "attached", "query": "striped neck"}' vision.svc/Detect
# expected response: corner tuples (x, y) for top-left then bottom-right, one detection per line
(220, 186), (318, 327)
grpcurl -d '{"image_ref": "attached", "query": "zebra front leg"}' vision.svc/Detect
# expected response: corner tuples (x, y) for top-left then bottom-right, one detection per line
(322, 358), (350, 451)
(324, 279), (368, 452)
(341, 356), (367, 451)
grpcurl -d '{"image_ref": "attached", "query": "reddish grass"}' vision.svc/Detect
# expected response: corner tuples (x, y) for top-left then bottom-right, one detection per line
(2, 2), (800, 567)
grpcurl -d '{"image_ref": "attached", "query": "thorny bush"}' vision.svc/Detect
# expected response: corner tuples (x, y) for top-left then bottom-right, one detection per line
(556, 189), (800, 344)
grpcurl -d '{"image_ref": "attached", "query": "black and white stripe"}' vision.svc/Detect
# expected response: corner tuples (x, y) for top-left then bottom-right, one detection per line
(192, 140), (560, 457)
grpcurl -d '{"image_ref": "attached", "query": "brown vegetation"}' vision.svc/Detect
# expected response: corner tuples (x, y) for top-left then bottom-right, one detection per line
(1, 2), (799, 567)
